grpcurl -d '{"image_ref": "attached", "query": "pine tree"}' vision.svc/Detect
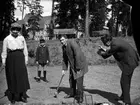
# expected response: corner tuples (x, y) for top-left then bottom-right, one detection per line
(0, 0), (15, 40)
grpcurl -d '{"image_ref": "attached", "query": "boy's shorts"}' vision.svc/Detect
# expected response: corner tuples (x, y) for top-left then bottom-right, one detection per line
(37, 63), (47, 72)
(39, 63), (47, 67)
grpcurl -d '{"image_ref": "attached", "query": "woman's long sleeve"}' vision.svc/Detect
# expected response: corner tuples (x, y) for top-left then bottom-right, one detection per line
(1, 38), (7, 64)
(23, 38), (28, 63)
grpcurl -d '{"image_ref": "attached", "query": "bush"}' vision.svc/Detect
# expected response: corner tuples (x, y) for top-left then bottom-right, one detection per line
(75, 37), (116, 65)
(28, 49), (35, 58)
(49, 45), (62, 66)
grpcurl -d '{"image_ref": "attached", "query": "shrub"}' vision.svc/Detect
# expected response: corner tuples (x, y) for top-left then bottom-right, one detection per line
(28, 49), (35, 58)
(49, 45), (62, 66)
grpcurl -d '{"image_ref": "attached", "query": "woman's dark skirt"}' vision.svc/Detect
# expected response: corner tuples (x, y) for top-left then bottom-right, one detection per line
(5, 50), (30, 94)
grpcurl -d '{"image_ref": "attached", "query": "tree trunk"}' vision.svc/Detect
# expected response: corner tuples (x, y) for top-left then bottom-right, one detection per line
(51, 0), (54, 39)
(115, 16), (119, 36)
(32, 30), (35, 40)
(85, 0), (89, 37)
(22, 0), (25, 20)
(115, 1), (120, 36)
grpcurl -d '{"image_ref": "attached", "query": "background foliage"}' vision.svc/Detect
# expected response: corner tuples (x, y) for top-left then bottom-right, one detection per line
(0, 0), (132, 40)
(0, 0), (15, 41)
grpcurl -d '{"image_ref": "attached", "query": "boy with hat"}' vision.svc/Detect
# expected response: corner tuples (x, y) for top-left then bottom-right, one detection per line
(34, 38), (50, 82)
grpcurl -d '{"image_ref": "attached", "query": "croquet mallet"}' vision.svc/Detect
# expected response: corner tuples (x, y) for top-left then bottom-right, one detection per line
(0, 65), (5, 73)
(54, 73), (65, 98)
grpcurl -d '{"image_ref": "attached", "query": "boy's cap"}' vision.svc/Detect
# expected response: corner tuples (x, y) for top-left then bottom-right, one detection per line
(11, 22), (21, 28)
(11, 22), (21, 31)
(101, 34), (112, 45)
(40, 38), (45, 43)
(103, 26), (109, 30)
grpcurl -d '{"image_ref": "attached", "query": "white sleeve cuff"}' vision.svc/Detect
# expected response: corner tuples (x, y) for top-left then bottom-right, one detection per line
(25, 56), (28, 63)
(2, 58), (6, 65)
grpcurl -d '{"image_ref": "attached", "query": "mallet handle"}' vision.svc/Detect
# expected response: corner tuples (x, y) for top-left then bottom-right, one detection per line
(56, 74), (65, 92)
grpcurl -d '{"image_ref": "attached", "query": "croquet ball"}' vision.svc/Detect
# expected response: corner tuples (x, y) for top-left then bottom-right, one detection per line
(102, 102), (110, 105)
(54, 95), (57, 98)
(54, 91), (57, 95)
(54, 92), (57, 98)
(94, 102), (110, 105)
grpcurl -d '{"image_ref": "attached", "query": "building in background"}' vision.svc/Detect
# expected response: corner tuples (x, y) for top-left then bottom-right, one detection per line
(14, 0), (52, 20)
(16, 13), (52, 40)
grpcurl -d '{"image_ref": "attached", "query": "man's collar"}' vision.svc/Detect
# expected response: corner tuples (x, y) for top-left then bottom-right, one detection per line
(10, 34), (19, 38)
(39, 44), (46, 47)
(65, 39), (68, 46)
(65, 42), (67, 46)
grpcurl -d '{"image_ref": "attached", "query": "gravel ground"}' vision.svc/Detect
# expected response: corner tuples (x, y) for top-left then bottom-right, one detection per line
(0, 65), (140, 105)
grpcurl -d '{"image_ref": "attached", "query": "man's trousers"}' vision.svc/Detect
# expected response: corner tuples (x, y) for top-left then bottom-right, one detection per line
(120, 72), (133, 104)
(69, 69), (84, 97)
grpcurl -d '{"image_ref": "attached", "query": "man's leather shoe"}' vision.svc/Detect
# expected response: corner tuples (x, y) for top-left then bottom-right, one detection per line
(77, 97), (83, 103)
(34, 77), (41, 82)
(115, 96), (123, 101)
(124, 102), (131, 105)
(42, 77), (49, 82)
(25, 93), (30, 98)
(21, 97), (27, 103)
(64, 94), (75, 98)
(11, 100), (15, 104)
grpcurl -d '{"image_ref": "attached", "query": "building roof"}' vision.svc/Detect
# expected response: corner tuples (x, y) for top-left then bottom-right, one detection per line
(39, 16), (51, 29)
(16, 13), (52, 29)
(16, 19), (25, 25)
(54, 29), (76, 34)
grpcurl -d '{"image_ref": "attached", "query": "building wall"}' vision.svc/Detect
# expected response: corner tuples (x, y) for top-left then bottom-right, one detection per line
(28, 30), (49, 40)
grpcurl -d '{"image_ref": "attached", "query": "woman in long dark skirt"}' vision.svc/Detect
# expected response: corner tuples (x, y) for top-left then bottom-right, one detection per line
(1, 22), (30, 104)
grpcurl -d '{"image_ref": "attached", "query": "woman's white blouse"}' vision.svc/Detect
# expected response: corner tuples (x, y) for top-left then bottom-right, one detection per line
(1, 34), (28, 64)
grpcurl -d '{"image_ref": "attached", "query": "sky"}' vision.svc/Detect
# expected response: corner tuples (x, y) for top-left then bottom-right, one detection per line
(14, 0), (52, 20)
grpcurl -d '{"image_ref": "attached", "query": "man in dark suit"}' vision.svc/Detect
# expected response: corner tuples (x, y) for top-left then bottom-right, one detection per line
(97, 33), (139, 105)
(60, 35), (88, 103)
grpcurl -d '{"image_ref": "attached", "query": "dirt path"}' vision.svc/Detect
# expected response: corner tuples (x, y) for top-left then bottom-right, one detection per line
(0, 65), (140, 105)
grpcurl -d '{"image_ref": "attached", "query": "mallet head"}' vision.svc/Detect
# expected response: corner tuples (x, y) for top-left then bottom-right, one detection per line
(54, 91), (58, 98)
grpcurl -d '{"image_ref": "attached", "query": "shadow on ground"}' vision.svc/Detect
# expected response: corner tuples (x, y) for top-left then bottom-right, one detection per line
(132, 97), (140, 105)
(50, 86), (122, 105)
(84, 88), (121, 105)
(50, 86), (71, 95)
